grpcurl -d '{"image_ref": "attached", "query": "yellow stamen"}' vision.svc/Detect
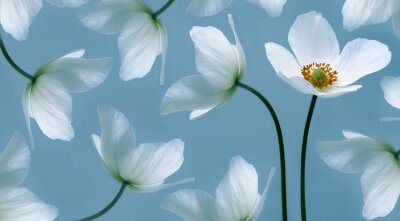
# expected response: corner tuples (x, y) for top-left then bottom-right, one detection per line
(301, 62), (338, 89)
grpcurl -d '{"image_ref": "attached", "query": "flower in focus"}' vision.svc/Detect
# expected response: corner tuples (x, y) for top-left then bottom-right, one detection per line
(342, 0), (400, 38)
(0, 132), (58, 220)
(317, 130), (400, 220)
(22, 49), (112, 142)
(187, 0), (286, 18)
(92, 106), (194, 192)
(0, 0), (88, 41)
(265, 11), (391, 98)
(380, 76), (400, 121)
(161, 14), (245, 120)
(162, 156), (275, 221)
(77, 0), (168, 84)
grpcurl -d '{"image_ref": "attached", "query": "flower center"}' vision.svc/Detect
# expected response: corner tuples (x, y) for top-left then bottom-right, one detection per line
(301, 63), (338, 89)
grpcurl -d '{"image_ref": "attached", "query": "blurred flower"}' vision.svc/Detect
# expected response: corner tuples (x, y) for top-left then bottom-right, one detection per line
(342, 0), (400, 38)
(161, 14), (245, 120)
(0, 0), (88, 41)
(317, 130), (400, 220)
(187, 0), (286, 18)
(380, 76), (400, 121)
(22, 49), (112, 142)
(77, 0), (168, 84)
(92, 106), (194, 192)
(162, 156), (275, 221)
(265, 11), (391, 98)
(0, 132), (58, 220)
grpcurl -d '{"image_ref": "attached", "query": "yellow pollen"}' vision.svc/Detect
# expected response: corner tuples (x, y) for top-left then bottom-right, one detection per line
(301, 62), (338, 89)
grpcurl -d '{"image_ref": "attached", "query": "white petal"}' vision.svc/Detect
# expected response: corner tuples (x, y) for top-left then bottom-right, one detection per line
(96, 106), (136, 179)
(158, 21), (168, 85)
(381, 76), (400, 109)
(342, 0), (400, 31)
(29, 76), (74, 141)
(342, 130), (368, 139)
(334, 39), (391, 86)
(361, 152), (400, 220)
(118, 15), (162, 81)
(22, 85), (34, 148)
(191, 25), (240, 89)
(316, 134), (389, 173)
(0, 132), (30, 188)
(227, 14), (246, 80)
(0, 0), (43, 41)
(380, 117), (400, 122)
(392, 10), (400, 39)
(279, 75), (319, 95)
(215, 156), (260, 221)
(119, 139), (184, 189)
(247, 0), (286, 18)
(59, 48), (85, 59)
(130, 177), (194, 193)
(161, 189), (218, 221)
(265, 42), (301, 79)
(186, 0), (233, 17)
(0, 187), (58, 221)
(46, 0), (88, 7)
(160, 76), (234, 119)
(318, 85), (362, 98)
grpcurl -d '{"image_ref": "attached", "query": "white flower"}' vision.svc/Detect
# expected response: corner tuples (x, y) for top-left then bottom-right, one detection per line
(162, 156), (275, 221)
(0, 132), (58, 221)
(317, 130), (400, 220)
(265, 11), (391, 98)
(0, 0), (88, 41)
(342, 0), (400, 38)
(161, 14), (245, 120)
(77, 0), (168, 84)
(91, 106), (194, 192)
(380, 76), (400, 122)
(187, 0), (286, 18)
(22, 49), (112, 142)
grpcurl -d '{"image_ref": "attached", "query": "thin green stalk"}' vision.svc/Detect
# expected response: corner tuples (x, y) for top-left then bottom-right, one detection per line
(76, 182), (128, 221)
(237, 81), (287, 221)
(152, 0), (175, 19)
(0, 33), (35, 82)
(300, 95), (318, 221)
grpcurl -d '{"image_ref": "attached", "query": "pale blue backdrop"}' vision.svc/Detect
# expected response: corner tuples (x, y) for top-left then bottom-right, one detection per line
(1, 0), (400, 220)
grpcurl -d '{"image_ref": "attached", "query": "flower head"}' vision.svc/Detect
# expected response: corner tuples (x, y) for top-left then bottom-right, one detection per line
(317, 130), (400, 220)
(22, 49), (112, 142)
(92, 106), (193, 192)
(161, 14), (245, 120)
(265, 11), (391, 98)
(162, 156), (275, 221)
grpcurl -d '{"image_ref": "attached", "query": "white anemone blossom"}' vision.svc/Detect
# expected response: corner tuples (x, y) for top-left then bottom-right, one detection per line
(265, 11), (391, 98)
(317, 130), (400, 220)
(187, 0), (286, 18)
(22, 49), (112, 142)
(92, 106), (194, 192)
(162, 156), (275, 221)
(0, 132), (58, 220)
(380, 76), (400, 122)
(0, 0), (88, 41)
(342, 0), (400, 38)
(161, 14), (245, 120)
(77, 0), (168, 84)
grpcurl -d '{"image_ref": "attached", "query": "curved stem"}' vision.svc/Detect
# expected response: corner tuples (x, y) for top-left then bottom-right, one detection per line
(152, 0), (175, 19)
(76, 182), (128, 221)
(237, 81), (287, 221)
(300, 95), (318, 221)
(0, 33), (35, 82)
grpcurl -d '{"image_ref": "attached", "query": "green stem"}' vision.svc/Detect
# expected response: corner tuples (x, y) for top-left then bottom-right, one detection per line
(76, 182), (128, 221)
(152, 0), (175, 18)
(0, 33), (35, 82)
(237, 81), (287, 221)
(300, 95), (318, 221)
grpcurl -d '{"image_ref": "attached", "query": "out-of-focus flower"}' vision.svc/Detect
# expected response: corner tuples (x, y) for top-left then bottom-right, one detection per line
(380, 76), (400, 121)
(265, 11), (391, 98)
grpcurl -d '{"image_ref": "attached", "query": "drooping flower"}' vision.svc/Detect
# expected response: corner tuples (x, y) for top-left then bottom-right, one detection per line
(161, 14), (245, 120)
(380, 76), (400, 121)
(22, 49), (112, 142)
(77, 0), (168, 84)
(342, 0), (400, 38)
(0, 132), (58, 220)
(187, 0), (286, 18)
(317, 130), (400, 220)
(162, 156), (275, 221)
(0, 0), (88, 41)
(265, 11), (391, 98)
(91, 106), (194, 192)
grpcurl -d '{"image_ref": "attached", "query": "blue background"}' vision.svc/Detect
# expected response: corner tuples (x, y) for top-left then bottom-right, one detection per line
(1, 0), (400, 220)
